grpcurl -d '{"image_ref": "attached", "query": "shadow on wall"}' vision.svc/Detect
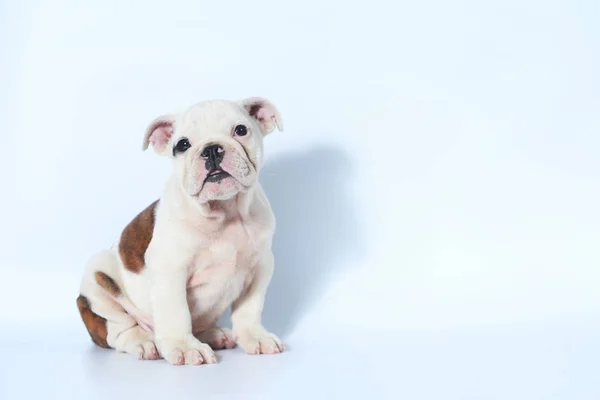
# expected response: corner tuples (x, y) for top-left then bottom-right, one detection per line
(259, 145), (362, 338)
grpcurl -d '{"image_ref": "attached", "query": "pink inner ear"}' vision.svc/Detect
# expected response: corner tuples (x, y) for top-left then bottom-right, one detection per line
(255, 106), (275, 123)
(149, 123), (173, 150)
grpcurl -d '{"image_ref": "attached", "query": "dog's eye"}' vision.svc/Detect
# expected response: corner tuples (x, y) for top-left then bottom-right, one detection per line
(234, 125), (248, 136)
(173, 138), (191, 155)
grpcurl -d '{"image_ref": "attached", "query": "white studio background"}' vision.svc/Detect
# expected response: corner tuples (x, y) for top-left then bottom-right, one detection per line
(1, 0), (599, 399)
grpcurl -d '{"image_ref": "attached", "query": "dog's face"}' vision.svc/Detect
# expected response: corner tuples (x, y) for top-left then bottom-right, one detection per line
(142, 98), (283, 202)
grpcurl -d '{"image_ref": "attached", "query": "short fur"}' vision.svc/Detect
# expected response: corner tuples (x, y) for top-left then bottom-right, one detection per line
(94, 271), (121, 297)
(77, 98), (284, 365)
(76, 295), (110, 349)
(119, 200), (159, 273)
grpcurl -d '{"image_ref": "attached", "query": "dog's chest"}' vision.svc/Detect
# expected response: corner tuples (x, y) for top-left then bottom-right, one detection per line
(186, 215), (271, 324)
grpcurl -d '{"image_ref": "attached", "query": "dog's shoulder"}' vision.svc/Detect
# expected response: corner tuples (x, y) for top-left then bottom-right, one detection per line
(118, 200), (159, 273)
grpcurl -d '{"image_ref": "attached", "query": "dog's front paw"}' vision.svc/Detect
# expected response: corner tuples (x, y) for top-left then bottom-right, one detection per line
(196, 327), (237, 350)
(156, 334), (217, 365)
(235, 327), (284, 355)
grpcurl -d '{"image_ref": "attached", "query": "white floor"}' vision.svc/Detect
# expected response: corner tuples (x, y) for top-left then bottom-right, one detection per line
(1, 320), (598, 399)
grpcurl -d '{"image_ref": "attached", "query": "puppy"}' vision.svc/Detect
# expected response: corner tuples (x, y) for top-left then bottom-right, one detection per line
(77, 97), (284, 365)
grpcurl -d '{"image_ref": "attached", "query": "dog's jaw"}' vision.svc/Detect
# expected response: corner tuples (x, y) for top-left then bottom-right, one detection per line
(169, 175), (257, 222)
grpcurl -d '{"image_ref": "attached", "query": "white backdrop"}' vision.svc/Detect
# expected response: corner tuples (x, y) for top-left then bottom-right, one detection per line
(1, 0), (599, 398)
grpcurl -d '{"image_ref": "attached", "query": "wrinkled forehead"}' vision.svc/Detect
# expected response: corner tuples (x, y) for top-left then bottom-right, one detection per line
(176, 100), (248, 138)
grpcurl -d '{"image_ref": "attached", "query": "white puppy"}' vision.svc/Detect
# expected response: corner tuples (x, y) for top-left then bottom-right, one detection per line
(77, 97), (284, 365)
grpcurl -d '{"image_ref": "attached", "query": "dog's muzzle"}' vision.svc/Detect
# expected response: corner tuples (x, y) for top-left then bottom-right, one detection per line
(202, 144), (230, 183)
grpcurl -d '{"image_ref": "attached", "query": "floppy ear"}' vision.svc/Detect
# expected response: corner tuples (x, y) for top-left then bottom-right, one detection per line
(239, 97), (283, 135)
(142, 114), (178, 155)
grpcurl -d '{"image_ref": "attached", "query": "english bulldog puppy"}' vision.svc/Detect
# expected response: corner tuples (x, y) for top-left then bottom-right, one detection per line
(77, 97), (284, 365)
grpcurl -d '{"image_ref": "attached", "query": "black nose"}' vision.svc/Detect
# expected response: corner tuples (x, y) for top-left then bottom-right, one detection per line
(201, 144), (224, 170)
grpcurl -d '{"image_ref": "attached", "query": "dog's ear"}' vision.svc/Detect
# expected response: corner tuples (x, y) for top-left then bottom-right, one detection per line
(142, 114), (178, 155)
(239, 97), (283, 135)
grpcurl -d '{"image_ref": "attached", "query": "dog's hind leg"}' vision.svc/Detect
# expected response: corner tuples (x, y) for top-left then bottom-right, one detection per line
(77, 250), (159, 360)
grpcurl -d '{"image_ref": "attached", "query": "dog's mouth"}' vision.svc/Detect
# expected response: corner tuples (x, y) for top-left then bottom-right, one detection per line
(204, 169), (230, 183)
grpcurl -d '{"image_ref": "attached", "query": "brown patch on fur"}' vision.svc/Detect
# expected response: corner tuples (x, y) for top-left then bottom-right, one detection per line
(76, 295), (110, 349)
(119, 200), (159, 273)
(94, 271), (121, 297)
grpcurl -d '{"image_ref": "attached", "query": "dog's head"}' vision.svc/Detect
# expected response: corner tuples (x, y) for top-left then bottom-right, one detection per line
(142, 98), (283, 202)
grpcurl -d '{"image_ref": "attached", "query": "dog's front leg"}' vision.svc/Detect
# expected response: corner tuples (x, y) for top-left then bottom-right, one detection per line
(149, 255), (217, 366)
(232, 250), (284, 355)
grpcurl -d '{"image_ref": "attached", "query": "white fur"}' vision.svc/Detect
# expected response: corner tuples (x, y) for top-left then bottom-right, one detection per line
(79, 98), (284, 365)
